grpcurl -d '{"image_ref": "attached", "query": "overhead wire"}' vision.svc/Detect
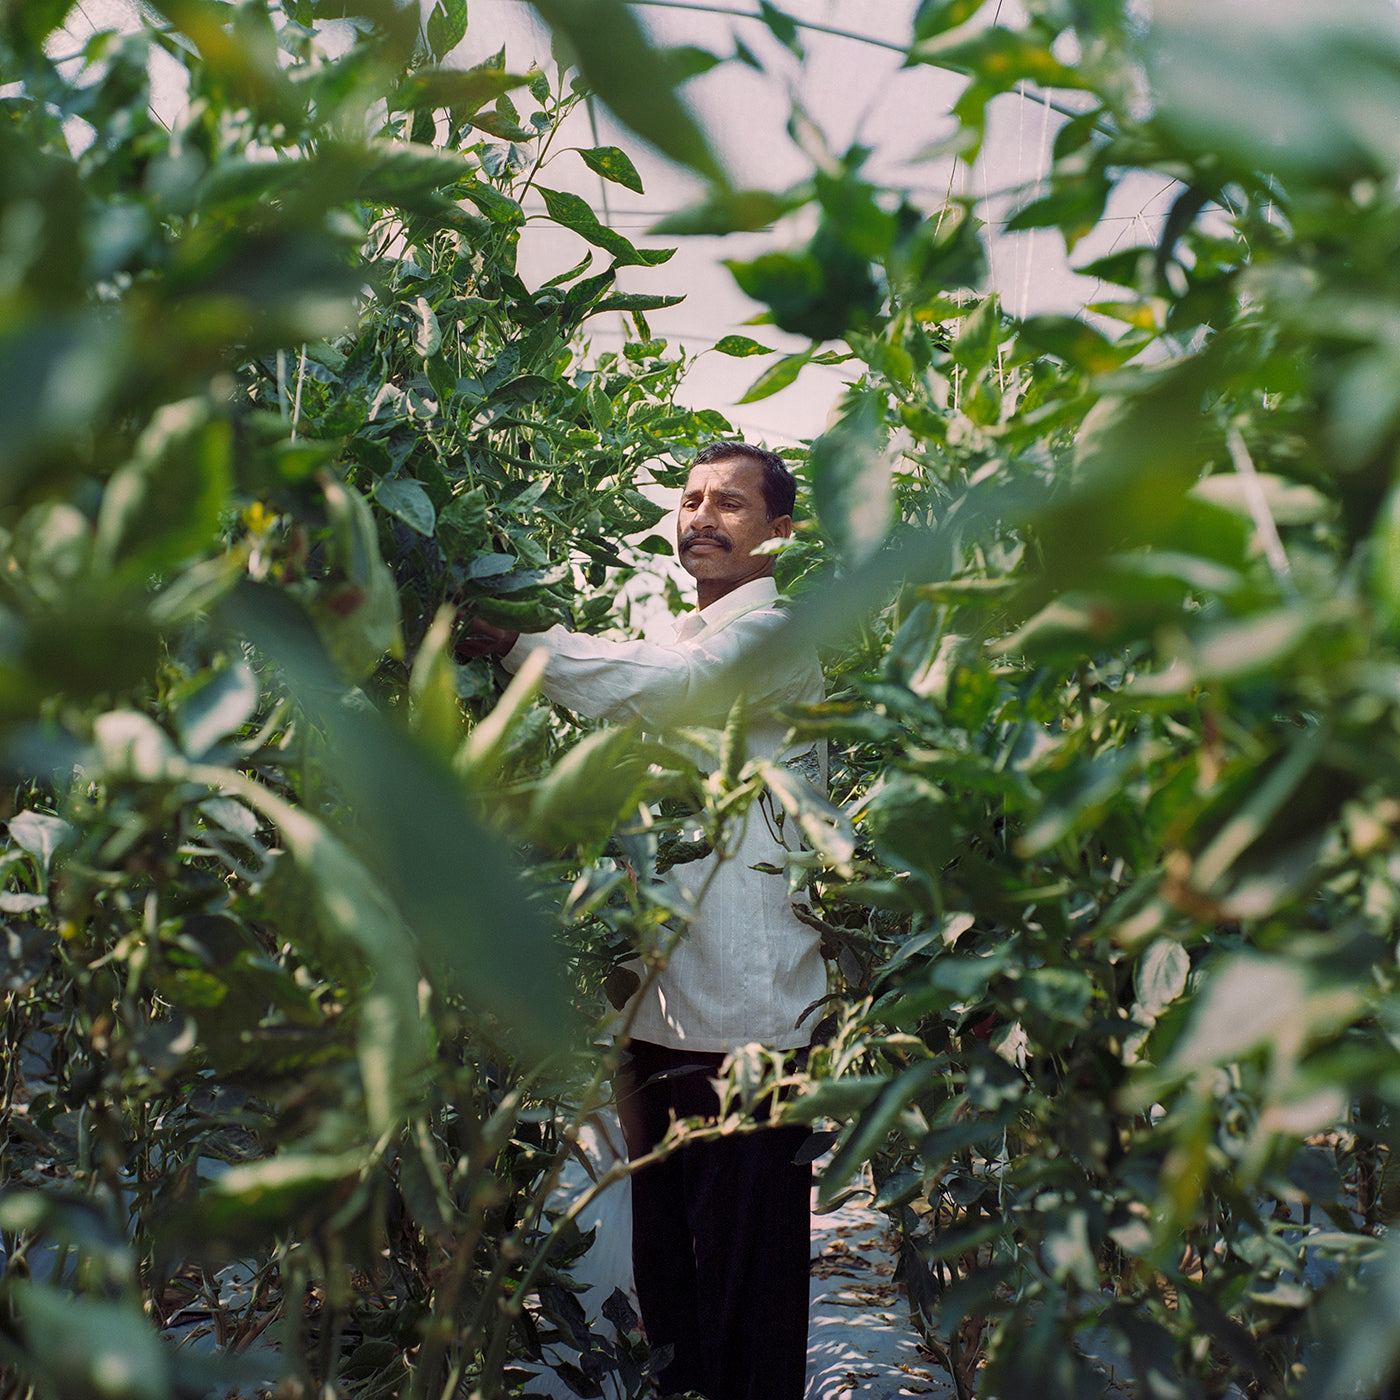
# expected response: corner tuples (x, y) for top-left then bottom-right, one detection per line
(501, 0), (910, 56)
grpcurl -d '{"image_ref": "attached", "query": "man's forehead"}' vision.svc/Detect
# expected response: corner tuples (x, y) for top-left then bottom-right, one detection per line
(682, 456), (763, 494)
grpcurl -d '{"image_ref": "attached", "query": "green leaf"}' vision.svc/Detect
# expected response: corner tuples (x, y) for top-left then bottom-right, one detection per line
(728, 220), (879, 341)
(311, 476), (403, 680)
(909, 23), (1090, 92)
(7, 810), (74, 877)
(1193, 472), (1333, 528)
(225, 586), (573, 1063)
(651, 186), (805, 236)
(1005, 175), (1111, 253)
(1018, 966), (1095, 1032)
(538, 185), (674, 267)
(757, 0), (803, 57)
(409, 295), (442, 356)
(438, 486), (490, 559)
(391, 67), (529, 116)
(913, 0), (986, 40)
(1148, 0), (1400, 181)
(468, 108), (536, 141)
(1329, 346), (1400, 470)
(456, 649), (546, 783)
(0, 592), (161, 719)
(879, 949), (1013, 1027)
(577, 144), (644, 193)
(196, 155), (302, 208)
(174, 658), (261, 758)
(375, 478), (437, 536)
(783, 1075), (891, 1123)
(809, 390), (892, 563)
(1017, 746), (1140, 855)
(736, 350), (810, 403)
(529, 0), (726, 183)
(588, 375), (614, 428)
(1135, 939), (1191, 1016)
(918, 1111), (1014, 1172)
(191, 1149), (369, 1238)
(1131, 605), (1327, 696)
(462, 552), (518, 581)
(616, 488), (668, 530)
(1300, 1234), (1400, 1400)
(670, 43), (724, 78)
(425, 0), (468, 60)
(1015, 312), (1135, 372)
(0, 1191), (131, 1273)
(2, 0), (77, 51)
(818, 1061), (941, 1209)
(758, 759), (856, 876)
(94, 710), (186, 785)
(8, 503), (92, 605)
(354, 142), (478, 205)
(526, 724), (650, 854)
(484, 373), (557, 407)
(10, 1282), (173, 1400)
(1041, 1206), (1099, 1291)
(204, 775), (426, 1135)
(592, 291), (685, 314)
(1190, 730), (1330, 895)
(1159, 952), (1364, 1080)
(713, 334), (774, 357)
(863, 772), (954, 882)
(92, 400), (231, 580)
(1373, 480), (1400, 635)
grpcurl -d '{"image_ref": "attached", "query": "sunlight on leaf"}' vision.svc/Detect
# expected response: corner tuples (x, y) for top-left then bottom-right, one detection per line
(577, 144), (644, 193)
(1161, 954), (1364, 1078)
(736, 349), (809, 403)
(174, 657), (260, 758)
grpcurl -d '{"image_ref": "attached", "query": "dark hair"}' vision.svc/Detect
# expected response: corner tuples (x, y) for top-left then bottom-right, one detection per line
(692, 440), (796, 521)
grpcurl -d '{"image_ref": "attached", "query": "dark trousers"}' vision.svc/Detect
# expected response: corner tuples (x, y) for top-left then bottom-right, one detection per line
(616, 1039), (811, 1400)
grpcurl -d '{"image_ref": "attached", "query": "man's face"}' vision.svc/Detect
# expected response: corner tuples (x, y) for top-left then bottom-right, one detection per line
(676, 455), (792, 606)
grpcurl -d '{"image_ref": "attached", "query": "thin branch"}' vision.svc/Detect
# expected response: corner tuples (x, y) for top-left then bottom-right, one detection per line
(291, 344), (308, 440)
(1227, 426), (1297, 598)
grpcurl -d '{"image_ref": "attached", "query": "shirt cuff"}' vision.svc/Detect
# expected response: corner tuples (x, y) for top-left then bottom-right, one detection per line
(500, 627), (563, 674)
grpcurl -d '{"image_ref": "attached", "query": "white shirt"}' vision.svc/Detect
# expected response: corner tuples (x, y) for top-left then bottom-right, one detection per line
(502, 576), (827, 1052)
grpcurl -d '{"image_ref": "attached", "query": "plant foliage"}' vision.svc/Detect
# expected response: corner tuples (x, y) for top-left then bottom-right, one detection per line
(0, 3), (722, 1396)
(9, 0), (1400, 1398)
(657, 0), (1400, 1394)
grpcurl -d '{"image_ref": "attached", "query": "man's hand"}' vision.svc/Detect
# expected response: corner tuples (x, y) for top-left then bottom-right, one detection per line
(455, 615), (520, 661)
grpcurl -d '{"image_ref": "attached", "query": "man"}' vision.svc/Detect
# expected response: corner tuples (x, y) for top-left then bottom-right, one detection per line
(462, 441), (824, 1400)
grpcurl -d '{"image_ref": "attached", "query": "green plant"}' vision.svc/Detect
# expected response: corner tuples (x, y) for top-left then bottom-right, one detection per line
(13, 0), (1400, 1397)
(0, 3), (724, 1396)
(547, 0), (1400, 1394)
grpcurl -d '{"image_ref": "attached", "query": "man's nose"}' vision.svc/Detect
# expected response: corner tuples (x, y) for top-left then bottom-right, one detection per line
(690, 493), (719, 527)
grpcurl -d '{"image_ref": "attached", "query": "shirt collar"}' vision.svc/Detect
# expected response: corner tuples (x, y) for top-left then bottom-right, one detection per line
(674, 576), (781, 641)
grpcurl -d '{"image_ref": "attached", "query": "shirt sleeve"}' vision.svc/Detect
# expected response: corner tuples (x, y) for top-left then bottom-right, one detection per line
(499, 608), (816, 729)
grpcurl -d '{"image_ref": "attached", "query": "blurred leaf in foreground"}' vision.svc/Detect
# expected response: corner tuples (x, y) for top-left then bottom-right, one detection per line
(531, 0), (726, 184)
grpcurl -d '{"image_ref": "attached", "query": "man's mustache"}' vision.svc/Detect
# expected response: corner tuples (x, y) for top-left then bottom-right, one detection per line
(680, 530), (732, 552)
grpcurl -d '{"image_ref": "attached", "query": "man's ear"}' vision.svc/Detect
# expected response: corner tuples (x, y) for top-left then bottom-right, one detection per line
(770, 514), (794, 539)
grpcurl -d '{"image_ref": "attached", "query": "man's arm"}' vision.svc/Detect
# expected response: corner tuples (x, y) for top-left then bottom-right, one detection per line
(493, 609), (815, 730)
(455, 616), (518, 661)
